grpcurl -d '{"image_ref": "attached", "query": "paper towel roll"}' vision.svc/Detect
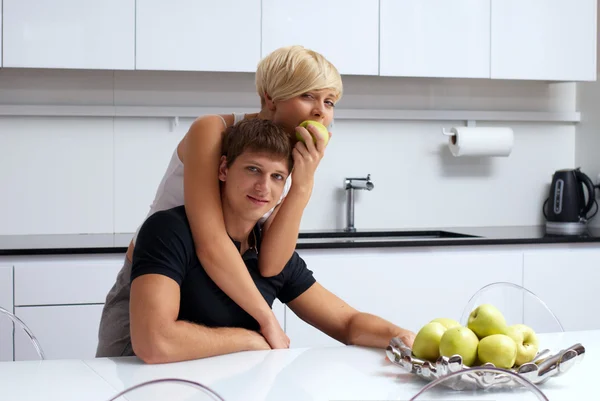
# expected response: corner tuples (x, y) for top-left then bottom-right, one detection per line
(447, 127), (514, 157)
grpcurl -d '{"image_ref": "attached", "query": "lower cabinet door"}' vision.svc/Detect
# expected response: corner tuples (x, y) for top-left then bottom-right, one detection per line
(0, 266), (14, 361)
(272, 299), (285, 330)
(14, 304), (104, 361)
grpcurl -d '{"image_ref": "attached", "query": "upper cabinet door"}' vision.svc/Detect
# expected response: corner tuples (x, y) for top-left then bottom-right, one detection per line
(136, 0), (260, 72)
(3, 0), (134, 70)
(262, 0), (379, 76)
(491, 0), (597, 81)
(0, 0), (3, 67)
(380, 0), (490, 78)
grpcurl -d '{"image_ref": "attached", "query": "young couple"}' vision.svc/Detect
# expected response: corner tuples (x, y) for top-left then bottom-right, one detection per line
(96, 45), (415, 363)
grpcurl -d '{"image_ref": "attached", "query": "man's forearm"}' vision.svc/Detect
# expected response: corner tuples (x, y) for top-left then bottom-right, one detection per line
(133, 320), (269, 364)
(346, 313), (415, 349)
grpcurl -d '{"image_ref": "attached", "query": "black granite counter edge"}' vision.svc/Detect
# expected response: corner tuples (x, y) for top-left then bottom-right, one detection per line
(2, 230), (600, 256)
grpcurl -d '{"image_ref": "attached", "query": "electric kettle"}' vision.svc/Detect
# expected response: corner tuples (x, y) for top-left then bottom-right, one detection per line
(543, 168), (598, 235)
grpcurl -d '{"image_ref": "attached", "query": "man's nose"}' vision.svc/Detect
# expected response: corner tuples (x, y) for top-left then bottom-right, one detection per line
(254, 175), (269, 192)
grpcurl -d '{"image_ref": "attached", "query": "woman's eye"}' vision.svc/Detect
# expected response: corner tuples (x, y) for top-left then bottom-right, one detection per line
(272, 174), (283, 181)
(325, 100), (335, 107)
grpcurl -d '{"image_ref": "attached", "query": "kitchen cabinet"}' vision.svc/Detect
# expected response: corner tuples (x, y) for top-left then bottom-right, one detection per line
(286, 248), (523, 348)
(14, 259), (123, 306)
(523, 248), (600, 332)
(261, 0), (379, 76)
(14, 305), (105, 361)
(11, 257), (122, 360)
(272, 299), (285, 330)
(136, 0), (260, 72)
(0, 0), (3, 67)
(380, 0), (490, 78)
(0, 266), (13, 362)
(491, 0), (597, 81)
(2, 0), (134, 70)
(0, 118), (114, 235)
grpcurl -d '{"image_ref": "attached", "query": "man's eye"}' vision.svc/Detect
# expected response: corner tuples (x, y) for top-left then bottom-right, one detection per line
(273, 174), (283, 181)
(248, 166), (259, 172)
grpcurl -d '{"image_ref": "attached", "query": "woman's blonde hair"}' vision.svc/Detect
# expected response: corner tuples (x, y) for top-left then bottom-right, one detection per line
(255, 45), (343, 107)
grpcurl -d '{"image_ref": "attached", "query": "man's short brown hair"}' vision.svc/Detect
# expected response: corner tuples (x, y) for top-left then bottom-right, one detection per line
(222, 118), (294, 173)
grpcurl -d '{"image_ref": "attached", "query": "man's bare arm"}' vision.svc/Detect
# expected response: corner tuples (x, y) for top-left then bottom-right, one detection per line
(130, 274), (270, 364)
(286, 283), (415, 349)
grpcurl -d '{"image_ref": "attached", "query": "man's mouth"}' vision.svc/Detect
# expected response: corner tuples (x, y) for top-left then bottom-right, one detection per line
(247, 195), (269, 205)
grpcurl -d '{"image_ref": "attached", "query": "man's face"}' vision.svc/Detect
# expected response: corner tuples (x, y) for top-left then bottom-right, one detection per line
(219, 150), (290, 222)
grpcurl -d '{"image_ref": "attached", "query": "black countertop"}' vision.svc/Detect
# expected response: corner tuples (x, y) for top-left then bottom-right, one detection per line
(1, 225), (600, 256)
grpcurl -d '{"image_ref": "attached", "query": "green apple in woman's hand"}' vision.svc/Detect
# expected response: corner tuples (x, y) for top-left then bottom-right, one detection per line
(296, 120), (330, 145)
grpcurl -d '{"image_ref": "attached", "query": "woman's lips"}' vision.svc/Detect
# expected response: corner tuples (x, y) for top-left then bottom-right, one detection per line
(247, 195), (269, 206)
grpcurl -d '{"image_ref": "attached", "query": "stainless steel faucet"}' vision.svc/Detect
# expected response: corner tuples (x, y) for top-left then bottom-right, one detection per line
(344, 174), (374, 232)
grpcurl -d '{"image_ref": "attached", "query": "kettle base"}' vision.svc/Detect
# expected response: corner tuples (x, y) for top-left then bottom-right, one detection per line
(545, 221), (588, 236)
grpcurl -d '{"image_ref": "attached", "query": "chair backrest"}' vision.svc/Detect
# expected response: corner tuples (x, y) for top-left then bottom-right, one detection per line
(459, 281), (564, 334)
(0, 306), (45, 360)
(106, 378), (226, 401)
(408, 366), (549, 400)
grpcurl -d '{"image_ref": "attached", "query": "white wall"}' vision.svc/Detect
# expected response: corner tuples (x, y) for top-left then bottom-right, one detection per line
(0, 68), (579, 235)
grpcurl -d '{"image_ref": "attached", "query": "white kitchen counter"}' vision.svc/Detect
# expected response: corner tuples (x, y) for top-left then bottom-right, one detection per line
(0, 330), (595, 401)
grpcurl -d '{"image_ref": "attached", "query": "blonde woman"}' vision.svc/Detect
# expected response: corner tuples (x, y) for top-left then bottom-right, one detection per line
(96, 45), (343, 358)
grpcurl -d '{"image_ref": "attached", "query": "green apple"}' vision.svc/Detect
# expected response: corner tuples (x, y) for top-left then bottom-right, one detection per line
(505, 324), (539, 366)
(430, 318), (461, 329)
(467, 304), (508, 339)
(478, 334), (517, 369)
(412, 322), (447, 362)
(297, 120), (329, 145)
(439, 326), (479, 367)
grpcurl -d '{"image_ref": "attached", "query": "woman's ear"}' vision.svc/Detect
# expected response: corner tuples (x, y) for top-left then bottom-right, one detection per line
(264, 92), (276, 111)
(218, 155), (228, 182)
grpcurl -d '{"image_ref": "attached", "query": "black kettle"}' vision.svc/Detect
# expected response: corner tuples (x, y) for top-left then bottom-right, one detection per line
(543, 168), (597, 235)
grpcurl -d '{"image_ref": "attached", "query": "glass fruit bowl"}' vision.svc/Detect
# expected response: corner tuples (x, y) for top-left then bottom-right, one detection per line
(386, 337), (585, 391)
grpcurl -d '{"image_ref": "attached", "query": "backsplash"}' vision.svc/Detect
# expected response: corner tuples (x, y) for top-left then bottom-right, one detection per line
(0, 69), (582, 234)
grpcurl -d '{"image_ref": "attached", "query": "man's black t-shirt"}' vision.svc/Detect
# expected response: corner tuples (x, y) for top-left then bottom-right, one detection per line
(131, 206), (316, 331)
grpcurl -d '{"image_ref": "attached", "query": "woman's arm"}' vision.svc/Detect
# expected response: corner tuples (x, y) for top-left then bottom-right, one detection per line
(180, 115), (289, 349)
(258, 125), (329, 277)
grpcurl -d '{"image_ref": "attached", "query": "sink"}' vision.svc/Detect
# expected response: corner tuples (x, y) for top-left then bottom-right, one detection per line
(297, 230), (480, 244)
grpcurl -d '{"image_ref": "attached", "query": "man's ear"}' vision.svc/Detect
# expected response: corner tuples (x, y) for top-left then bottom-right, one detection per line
(218, 155), (228, 182)
(264, 92), (276, 111)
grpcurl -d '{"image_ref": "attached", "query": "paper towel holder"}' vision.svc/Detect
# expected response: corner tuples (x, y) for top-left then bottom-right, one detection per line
(442, 120), (477, 137)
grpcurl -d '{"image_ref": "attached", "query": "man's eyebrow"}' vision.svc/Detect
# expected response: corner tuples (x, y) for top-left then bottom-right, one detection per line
(246, 160), (287, 176)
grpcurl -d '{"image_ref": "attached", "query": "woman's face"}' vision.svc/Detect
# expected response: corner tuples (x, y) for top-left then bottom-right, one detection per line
(270, 89), (337, 135)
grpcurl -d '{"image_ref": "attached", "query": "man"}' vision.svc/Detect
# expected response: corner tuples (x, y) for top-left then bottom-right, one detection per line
(127, 118), (415, 363)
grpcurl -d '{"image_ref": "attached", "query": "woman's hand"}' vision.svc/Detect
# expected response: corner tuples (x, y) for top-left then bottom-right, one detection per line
(261, 317), (291, 349)
(291, 124), (332, 195)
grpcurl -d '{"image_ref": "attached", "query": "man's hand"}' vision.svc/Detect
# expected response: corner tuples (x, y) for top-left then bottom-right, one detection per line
(260, 318), (290, 349)
(395, 329), (416, 349)
(291, 124), (331, 195)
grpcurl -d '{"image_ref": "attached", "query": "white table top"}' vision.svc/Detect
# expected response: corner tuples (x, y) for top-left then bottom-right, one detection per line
(1, 330), (596, 401)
